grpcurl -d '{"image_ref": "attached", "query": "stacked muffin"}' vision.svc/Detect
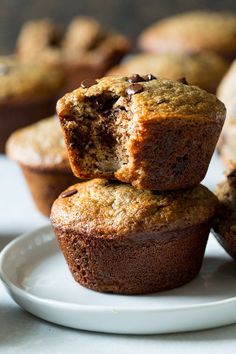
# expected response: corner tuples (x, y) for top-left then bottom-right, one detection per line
(50, 75), (225, 295)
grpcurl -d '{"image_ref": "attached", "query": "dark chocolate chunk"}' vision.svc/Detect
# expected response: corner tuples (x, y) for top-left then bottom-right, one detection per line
(128, 74), (145, 83)
(143, 74), (156, 81)
(126, 83), (144, 96)
(227, 170), (236, 178)
(177, 77), (189, 85)
(81, 79), (97, 89)
(0, 64), (9, 76)
(61, 189), (78, 198)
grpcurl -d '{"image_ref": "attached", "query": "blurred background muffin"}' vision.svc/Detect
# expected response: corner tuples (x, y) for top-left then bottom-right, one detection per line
(217, 59), (236, 168)
(108, 52), (228, 93)
(6, 116), (78, 216)
(213, 171), (236, 260)
(138, 11), (236, 61)
(0, 56), (64, 152)
(16, 16), (131, 92)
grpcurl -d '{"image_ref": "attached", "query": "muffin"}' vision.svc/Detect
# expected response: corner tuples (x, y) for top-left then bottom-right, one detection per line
(16, 18), (62, 66)
(217, 59), (236, 166)
(217, 117), (236, 168)
(138, 11), (236, 61)
(6, 116), (78, 216)
(51, 179), (218, 295)
(57, 75), (225, 191)
(0, 56), (64, 153)
(108, 52), (228, 93)
(217, 59), (236, 118)
(17, 17), (131, 92)
(213, 171), (236, 260)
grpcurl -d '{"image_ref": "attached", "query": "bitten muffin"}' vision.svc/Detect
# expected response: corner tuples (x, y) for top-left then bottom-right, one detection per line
(138, 11), (236, 61)
(57, 75), (225, 191)
(51, 179), (218, 295)
(108, 52), (228, 93)
(213, 171), (236, 260)
(6, 116), (78, 216)
(17, 17), (131, 92)
(0, 56), (64, 153)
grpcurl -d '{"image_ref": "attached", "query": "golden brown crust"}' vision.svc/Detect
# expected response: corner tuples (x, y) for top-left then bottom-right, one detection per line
(51, 179), (218, 236)
(16, 17), (131, 92)
(108, 52), (228, 93)
(138, 11), (236, 60)
(0, 56), (64, 104)
(6, 116), (70, 170)
(51, 180), (217, 294)
(16, 19), (63, 66)
(57, 75), (225, 190)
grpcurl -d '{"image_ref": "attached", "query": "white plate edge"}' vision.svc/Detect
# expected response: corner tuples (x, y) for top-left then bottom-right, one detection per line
(1, 225), (236, 314)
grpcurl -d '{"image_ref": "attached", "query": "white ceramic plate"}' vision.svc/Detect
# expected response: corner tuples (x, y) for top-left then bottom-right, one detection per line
(1, 225), (236, 334)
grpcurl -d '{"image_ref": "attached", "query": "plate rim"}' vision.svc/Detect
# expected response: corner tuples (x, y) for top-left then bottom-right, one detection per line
(1, 225), (236, 314)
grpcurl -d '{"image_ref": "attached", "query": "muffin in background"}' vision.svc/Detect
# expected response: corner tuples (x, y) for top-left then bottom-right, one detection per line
(108, 52), (228, 93)
(17, 16), (131, 92)
(16, 18), (62, 66)
(51, 179), (218, 295)
(217, 59), (236, 167)
(0, 56), (65, 153)
(138, 11), (236, 61)
(213, 171), (236, 260)
(6, 116), (78, 217)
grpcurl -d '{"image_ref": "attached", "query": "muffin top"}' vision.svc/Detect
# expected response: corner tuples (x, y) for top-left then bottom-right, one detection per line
(51, 179), (218, 237)
(0, 56), (64, 104)
(17, 16), (131, 67)
(108, 52), (228, 93)
(138, 11), (236, 60)
(16, 18), (62, 65)
(57, 75), (225, 123)
(6, 116), (70, 171)
(214, 172), (236, 236)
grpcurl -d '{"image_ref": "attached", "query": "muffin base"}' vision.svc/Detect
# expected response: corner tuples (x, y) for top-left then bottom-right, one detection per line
(21, 164), (78, 217)
(0, 96), (58, 153)
(52, 222), (211, 295)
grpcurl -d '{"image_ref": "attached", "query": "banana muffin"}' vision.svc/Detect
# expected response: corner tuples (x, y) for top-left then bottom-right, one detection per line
(217, 117), (236, 168)
(0, 56), (64, 152)
(17, 17), (131, 92)
(108, 52), (228, 93)
(6, 116), (78, 216)
(51, 179), (218, 295)
(57, 75), (225, 191)
(217, 59), (236, 166)
(213, 171), (236, 260)
(138, 11), (236, 61)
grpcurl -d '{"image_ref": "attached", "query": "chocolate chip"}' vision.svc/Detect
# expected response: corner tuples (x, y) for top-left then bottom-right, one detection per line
(61, 189), (78, 198)
(0, 64), (9, 76)
(128, 74), (145, 83)
(227, 170), (236, 178)
(177, 77), (189, 85)
(143, 74), (157, 81)
(126, 83), (144, 96)
(81, 79), (97, 89)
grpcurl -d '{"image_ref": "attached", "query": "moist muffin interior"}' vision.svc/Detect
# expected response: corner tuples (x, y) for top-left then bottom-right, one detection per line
(62, 91), (132, 175)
